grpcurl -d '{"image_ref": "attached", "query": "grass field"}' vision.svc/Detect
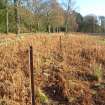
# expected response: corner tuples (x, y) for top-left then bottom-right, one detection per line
(0, 33), (105, 105)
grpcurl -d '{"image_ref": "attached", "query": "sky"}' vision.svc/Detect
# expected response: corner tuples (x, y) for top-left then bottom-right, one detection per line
(59, 0), (105, 16)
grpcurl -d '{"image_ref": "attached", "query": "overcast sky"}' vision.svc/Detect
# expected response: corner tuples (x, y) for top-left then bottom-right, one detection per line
(59, 0), (105, 16)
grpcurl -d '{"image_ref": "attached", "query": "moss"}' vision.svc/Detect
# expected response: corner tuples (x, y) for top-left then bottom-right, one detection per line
(37, 88), (49, 104)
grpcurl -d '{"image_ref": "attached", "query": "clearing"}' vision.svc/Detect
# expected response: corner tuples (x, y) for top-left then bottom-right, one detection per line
(0, 33), (105, 105)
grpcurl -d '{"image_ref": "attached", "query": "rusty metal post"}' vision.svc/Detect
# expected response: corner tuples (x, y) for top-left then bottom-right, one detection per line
(29, 46), (35, 105)
(59, 36), (62, 52)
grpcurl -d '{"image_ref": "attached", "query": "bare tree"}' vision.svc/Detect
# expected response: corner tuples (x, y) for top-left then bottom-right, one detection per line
(48, 0), (64, 33)
(62, 0), (76, 32)
(31, 0), (44, 32)
(43, 0), (52, 33)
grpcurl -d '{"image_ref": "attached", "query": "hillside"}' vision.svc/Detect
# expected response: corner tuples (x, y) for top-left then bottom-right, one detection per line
(0, 33), (105, 105)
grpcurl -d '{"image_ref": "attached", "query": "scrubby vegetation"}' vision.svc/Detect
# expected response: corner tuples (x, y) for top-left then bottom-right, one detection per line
(0, 33), (105, 105)
(0, 0), (105, 105)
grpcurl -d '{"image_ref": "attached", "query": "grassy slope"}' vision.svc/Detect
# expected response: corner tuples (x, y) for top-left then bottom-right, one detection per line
(0, 33), (105, 105)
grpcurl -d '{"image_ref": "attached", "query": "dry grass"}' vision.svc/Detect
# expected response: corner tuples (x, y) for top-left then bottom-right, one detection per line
(0, 33), (105, 105)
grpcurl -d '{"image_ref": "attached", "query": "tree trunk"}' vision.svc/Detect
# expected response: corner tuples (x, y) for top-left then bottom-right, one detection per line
(6, 2), (8, 34)
(37, 22), (40, 32)
(53, 27), (55, 33)
(65, 17), (68, 33)
(30, 24), (32, 33)
(58, 27), (60, 33)
(65, 24), (68, 33)
(48, 25), (51, 33)
(57, 27), (59, 33)
(65, 12), (69, 33)
(14, 0), (20, 35)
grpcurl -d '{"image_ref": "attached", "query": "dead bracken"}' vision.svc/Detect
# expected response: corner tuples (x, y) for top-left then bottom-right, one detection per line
(0, 33), (105, 105)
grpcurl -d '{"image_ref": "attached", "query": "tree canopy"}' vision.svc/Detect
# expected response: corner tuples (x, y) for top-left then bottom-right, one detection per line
(0, 0), (105, 34)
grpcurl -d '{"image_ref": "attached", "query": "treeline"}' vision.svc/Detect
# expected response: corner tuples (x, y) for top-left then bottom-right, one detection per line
(0, 0), (105, 34)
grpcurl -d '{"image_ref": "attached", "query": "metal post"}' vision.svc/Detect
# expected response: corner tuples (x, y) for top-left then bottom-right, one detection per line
(29, 46), (35, 105)
(59, 36), (62, 52)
